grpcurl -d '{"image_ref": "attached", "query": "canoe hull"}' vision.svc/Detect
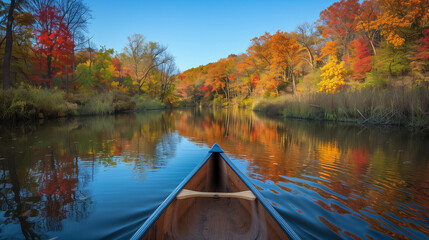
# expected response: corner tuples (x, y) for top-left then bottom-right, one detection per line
(131, 144), (301, 240)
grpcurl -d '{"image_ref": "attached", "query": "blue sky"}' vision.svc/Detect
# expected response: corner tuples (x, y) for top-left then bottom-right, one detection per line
(86, 0), (337, 72)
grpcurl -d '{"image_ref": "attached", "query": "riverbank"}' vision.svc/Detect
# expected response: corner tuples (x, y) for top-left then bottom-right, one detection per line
(3, 87), (429, 130)
(0, 88), (166, 120)
(253, 87), (429, 130)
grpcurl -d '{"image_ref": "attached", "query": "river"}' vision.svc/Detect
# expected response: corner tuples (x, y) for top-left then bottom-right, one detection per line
(0, 109), (428, 239)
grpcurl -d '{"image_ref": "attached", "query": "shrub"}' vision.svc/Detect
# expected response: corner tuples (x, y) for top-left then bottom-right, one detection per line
(212, 95), (229, 108)
(78, 93), (114, 115)
(132, 95), (165, 111)
(30, 88), (68, 117)
(0, 87), (73, 119)
(238, 97), (254, 108)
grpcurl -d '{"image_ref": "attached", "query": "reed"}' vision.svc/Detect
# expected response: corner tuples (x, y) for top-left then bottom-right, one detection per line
(77, 92), (115, 115)
(131, 94), (165, 111)
(254, 87), (429, 129)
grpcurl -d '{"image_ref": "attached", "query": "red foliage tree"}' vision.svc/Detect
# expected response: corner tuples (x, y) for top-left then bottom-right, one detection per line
(31, 5), (75, 88)
(410, 29), (429, 86)
(350, 38), (372, 81)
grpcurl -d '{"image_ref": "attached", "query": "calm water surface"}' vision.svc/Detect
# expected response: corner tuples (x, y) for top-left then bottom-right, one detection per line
(0, 109), (428, 239)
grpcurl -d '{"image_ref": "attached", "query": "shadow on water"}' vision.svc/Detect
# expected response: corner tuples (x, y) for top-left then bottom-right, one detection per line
(0, 111), (180, 239)
(0, 109), (428, 239)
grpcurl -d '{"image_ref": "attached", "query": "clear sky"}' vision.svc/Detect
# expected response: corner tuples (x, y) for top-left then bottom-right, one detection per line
(86, 0), (337, 72)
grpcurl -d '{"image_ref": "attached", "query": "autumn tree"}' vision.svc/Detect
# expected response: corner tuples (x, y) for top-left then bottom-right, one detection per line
(269, 31), (301, 95)
(295, 22), (321, 69)
(370, 0), (429, 47)
(205, 55), (237, 102)
(349, 38), (373, 81)
(176, 66), (208, 104)
(157, 54), (178, 103)
(318, 0), (360, 59)
(247, 32), (272, 70)
(112, 54), (132, 91)
(356, 0), (380, 55)
(318, 55), (346, 93)
(235, 54), (258, 96)
(372, 41), (410, 78)
(247, 33), (277, 95)
(0, 7), (34, 87)
(1, 0), (34, 89)
(92, 47), (117, 90)
(123, 34), (170, 95)
(74, 45), (99, 91)
(318, 41), (339, 61)
(409, 29), (429, 86)
(56, 0), (91, 43)
(31, 4), (74, 88)
(56, 0), (91, 94)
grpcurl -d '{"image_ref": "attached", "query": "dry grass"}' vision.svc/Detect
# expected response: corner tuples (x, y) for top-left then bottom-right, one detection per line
(0, 87), (76, 119)
(254, 87), (429, 129)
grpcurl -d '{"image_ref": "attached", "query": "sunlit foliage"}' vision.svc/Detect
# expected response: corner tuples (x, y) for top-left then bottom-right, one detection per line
(1, 0), (429, 111)
(318, 56), (346, 93)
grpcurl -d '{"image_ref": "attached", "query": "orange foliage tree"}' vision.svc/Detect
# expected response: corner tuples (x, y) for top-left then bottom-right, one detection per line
(205, 56), (237, 101)
(269, 31), (301, 95)
(235, 54), (259, 96)
(247, 33), (273, 69)
(319, 41), (339, 61)
(318, 0), (360, 59)
(370, 0), (429, 47)
(355, 0), (380, 55)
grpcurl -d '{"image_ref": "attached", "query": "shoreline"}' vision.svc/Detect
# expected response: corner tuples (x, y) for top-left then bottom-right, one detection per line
(252, 88), (429, 131)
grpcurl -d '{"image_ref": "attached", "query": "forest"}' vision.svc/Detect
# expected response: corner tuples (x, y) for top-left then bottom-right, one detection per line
(1, 0), (428, 127)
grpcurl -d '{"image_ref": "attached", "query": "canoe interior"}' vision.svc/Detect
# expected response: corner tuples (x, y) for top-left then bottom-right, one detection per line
(141, 153), (290, 240)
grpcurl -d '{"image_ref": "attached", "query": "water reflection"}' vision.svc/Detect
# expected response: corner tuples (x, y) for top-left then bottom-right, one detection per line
(0, 111), (179, 239)
(175, 109), (429, 239)
(0, 109), (428, 239)
(1, 140), (92, 239)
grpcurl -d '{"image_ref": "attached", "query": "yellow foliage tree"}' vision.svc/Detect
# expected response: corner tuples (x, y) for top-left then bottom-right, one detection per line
(318, 55), (346, 93)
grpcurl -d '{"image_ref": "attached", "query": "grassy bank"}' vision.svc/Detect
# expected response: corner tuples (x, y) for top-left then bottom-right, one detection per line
(254, 87), (429, 129)
(0, 88), (166, 120)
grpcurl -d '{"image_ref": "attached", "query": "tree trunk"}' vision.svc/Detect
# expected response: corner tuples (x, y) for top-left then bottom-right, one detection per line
(65, 65), (69, 96)
(226, 78), (230, 102)
(47, 55), (52, 88)
(275, 80), (279, 96)
(292, 73), (296, 95)
(370, 39), (377, 56)
(305, 46), (315, 69)
(72, 54), (76, 91)
(89, 47), (92, 75)
(2, 0), (16, 89)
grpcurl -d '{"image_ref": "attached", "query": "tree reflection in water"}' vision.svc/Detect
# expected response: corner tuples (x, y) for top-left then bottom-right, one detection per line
(0, 109), (428, 239)
(0, 111), (178, 239)
(176, 109), (429, 239)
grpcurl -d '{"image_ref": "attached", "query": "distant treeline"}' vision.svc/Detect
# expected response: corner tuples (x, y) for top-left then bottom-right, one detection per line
(178, 0), (428, 107)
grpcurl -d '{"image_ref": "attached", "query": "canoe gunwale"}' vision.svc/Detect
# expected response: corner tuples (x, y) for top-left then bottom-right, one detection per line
(130, 151), (213, 240)
(219, 151), (301, 240)
(130, 143), (301, 240)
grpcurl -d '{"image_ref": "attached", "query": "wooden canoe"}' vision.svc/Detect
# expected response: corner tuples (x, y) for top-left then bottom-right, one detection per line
(130, 143), (301, 240)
